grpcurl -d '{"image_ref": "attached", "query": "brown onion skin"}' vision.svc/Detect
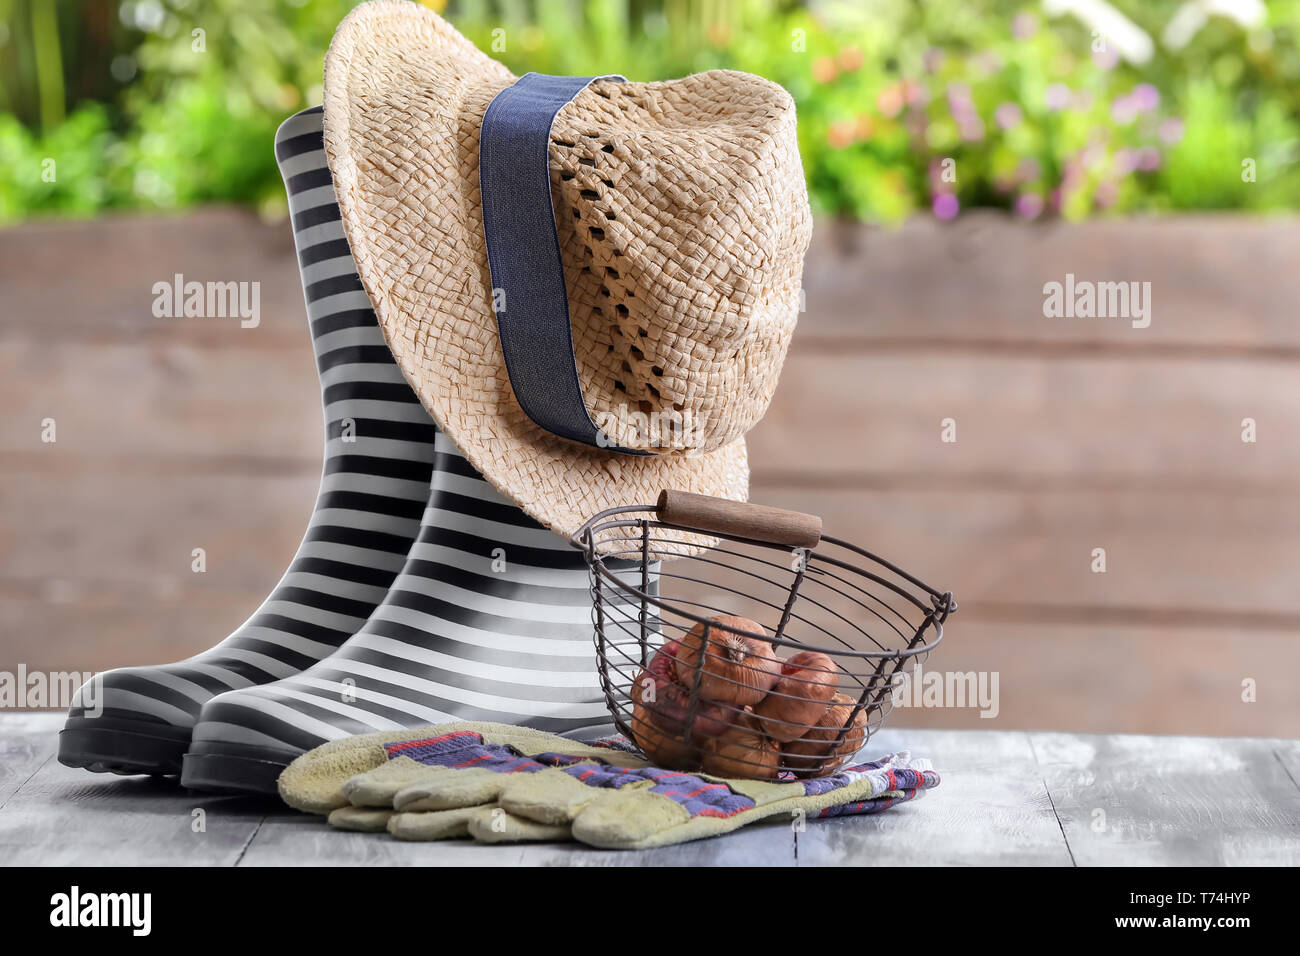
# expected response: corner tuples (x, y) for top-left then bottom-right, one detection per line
(630, 701), (700, 770)
(629, 640), (732, 740)
(781, 693), (868, 778)
(629, 640), (680, 711)
(753, 650), (839, 743)
(676, 615), (780, 707)
(701, 715), (781, 780)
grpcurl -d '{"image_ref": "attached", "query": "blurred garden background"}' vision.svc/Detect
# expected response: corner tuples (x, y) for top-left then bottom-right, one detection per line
(2, 0), (1299, 224)
(3, 1), (1299, 740)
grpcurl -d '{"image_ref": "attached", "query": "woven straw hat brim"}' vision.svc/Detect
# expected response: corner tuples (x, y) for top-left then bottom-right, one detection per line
(322, 1), (754, 544)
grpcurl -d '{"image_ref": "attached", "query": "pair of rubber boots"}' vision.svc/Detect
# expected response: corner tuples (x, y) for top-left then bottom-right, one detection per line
(58, 108), (625, 794)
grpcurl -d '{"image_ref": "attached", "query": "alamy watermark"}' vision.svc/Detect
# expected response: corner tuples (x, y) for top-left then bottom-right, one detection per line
(1042, 273), (1151, 329)
(890, 664), (999, 718)
(152, 273), (260, 328)
(0, 666), (101, 716)
(594, 404), (704, 452)
(50, 886), (151, 936)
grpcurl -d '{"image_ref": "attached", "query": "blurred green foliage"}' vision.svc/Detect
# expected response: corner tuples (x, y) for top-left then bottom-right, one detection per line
(0, 0), (1297, 224)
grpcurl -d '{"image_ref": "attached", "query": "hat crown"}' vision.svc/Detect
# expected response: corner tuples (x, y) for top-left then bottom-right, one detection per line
(550, 74), (811, 455)
(322, 0), (812, 539)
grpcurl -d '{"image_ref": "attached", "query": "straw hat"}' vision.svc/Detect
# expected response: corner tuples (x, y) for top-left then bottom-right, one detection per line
(322, 1), (812, 539)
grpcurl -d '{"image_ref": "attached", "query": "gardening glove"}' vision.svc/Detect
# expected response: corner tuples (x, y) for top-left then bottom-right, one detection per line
(278, 721), (939, 850)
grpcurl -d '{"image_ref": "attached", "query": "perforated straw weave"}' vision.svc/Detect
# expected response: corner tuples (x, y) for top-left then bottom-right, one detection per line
(322, 1), (812, 545)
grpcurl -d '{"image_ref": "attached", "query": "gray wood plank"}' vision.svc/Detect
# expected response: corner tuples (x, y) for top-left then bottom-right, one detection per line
(13, 477), (1300, 644)
(7, 213), (1300, 746)
(0, 716), (268, 866)
(871, 621), (1300, 740)
(1030, 732), (1300, 866)
(8, 211), (1299, 351)
(802, 214), (1300, 350)
(1273, 741), (1300, 797)
(13, 342), (1300, 484)
(792, 728), (1074, 866)
(757, 350), (1300, 486)
(0, 209), (302, 341)
(240, 814), (536, 867)
(7, 717), (1299, 866)
(0, 713), (60, 808)
(240, 810), (795, 866)
(514, 819), (796, 866)
(14, 479), (1300, 741)
(1, 338), (322, 460)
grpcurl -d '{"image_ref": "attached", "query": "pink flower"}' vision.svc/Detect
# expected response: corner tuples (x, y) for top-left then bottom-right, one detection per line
(1159, 118), (1184, 145)
(995, 102), (1023, 129)
(827, 120), (857, 149)
(1092, 45), (1120, 70)
(973, 51), (1003, 76)
(959, 116), (986, 142)
(1111, 95), (1138, 125)
(1131, 83), (1160, 112)
(1137, 147), (1161, 172)
(877, 85), (904, 118)
(1045, 83), (1071, 111)
(932, 193), (960, 219)
(1012, 13), (1038, 39)
(1061, 157), (1083, 186)
(1016, 193), (1044, 218)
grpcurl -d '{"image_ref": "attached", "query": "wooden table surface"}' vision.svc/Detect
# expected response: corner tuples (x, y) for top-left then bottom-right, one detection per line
(2, 714), (1297, 866)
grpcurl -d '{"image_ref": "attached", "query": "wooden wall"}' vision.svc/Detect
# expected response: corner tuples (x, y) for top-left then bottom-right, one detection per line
(2, 209), (1297, 736)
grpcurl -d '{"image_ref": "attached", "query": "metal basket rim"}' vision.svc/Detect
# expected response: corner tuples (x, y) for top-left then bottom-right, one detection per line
(569, 503), (955, 661)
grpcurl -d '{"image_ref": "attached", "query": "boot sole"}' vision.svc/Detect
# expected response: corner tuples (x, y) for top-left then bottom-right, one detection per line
(58, 715), (192, 776)
(181, 741), (300, 795)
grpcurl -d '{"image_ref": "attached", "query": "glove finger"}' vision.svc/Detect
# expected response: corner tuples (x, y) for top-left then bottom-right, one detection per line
(327, 805), (395, 832)
(467, 806), (571, 844)
(571, 789), (690, 849)
(342, 757), (451, 808)
(387, 804), (489, 842)
(392, 766), (507, 811)
(277, 722), (544, 814)
(497, 768), (606, 825)
(278, 731), (422, 814)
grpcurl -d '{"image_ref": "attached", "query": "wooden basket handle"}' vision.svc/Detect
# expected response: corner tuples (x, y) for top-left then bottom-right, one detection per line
(656, 490), (822, 550)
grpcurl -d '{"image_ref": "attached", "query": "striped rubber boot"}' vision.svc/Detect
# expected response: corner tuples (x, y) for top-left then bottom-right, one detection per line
(57, 107), (439, 776)
(179, 429), (639, 794)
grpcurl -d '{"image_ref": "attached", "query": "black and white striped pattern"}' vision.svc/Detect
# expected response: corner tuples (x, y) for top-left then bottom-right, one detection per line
(183, 108), (643, 768)
(76, 107), (647, 782)
(68, 107), (439, 732)
(189, 430), (621, 760)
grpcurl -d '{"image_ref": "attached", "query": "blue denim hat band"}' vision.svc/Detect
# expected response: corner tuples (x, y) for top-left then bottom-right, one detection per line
(478, 72), (649, 457)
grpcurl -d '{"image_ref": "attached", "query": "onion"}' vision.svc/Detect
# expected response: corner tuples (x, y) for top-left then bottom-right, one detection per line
(701, 714), (781, 780)
(629, 641), (731, 740)
(630, 700), (700, 770)
(676, 615), (780, 707)
(629, 640), (680, 712)
(753, 650), (839, 743)
(781, 693), (869, 778)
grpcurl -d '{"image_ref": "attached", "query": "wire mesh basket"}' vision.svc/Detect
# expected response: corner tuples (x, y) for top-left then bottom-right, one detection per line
(571, 490), (957, 780)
